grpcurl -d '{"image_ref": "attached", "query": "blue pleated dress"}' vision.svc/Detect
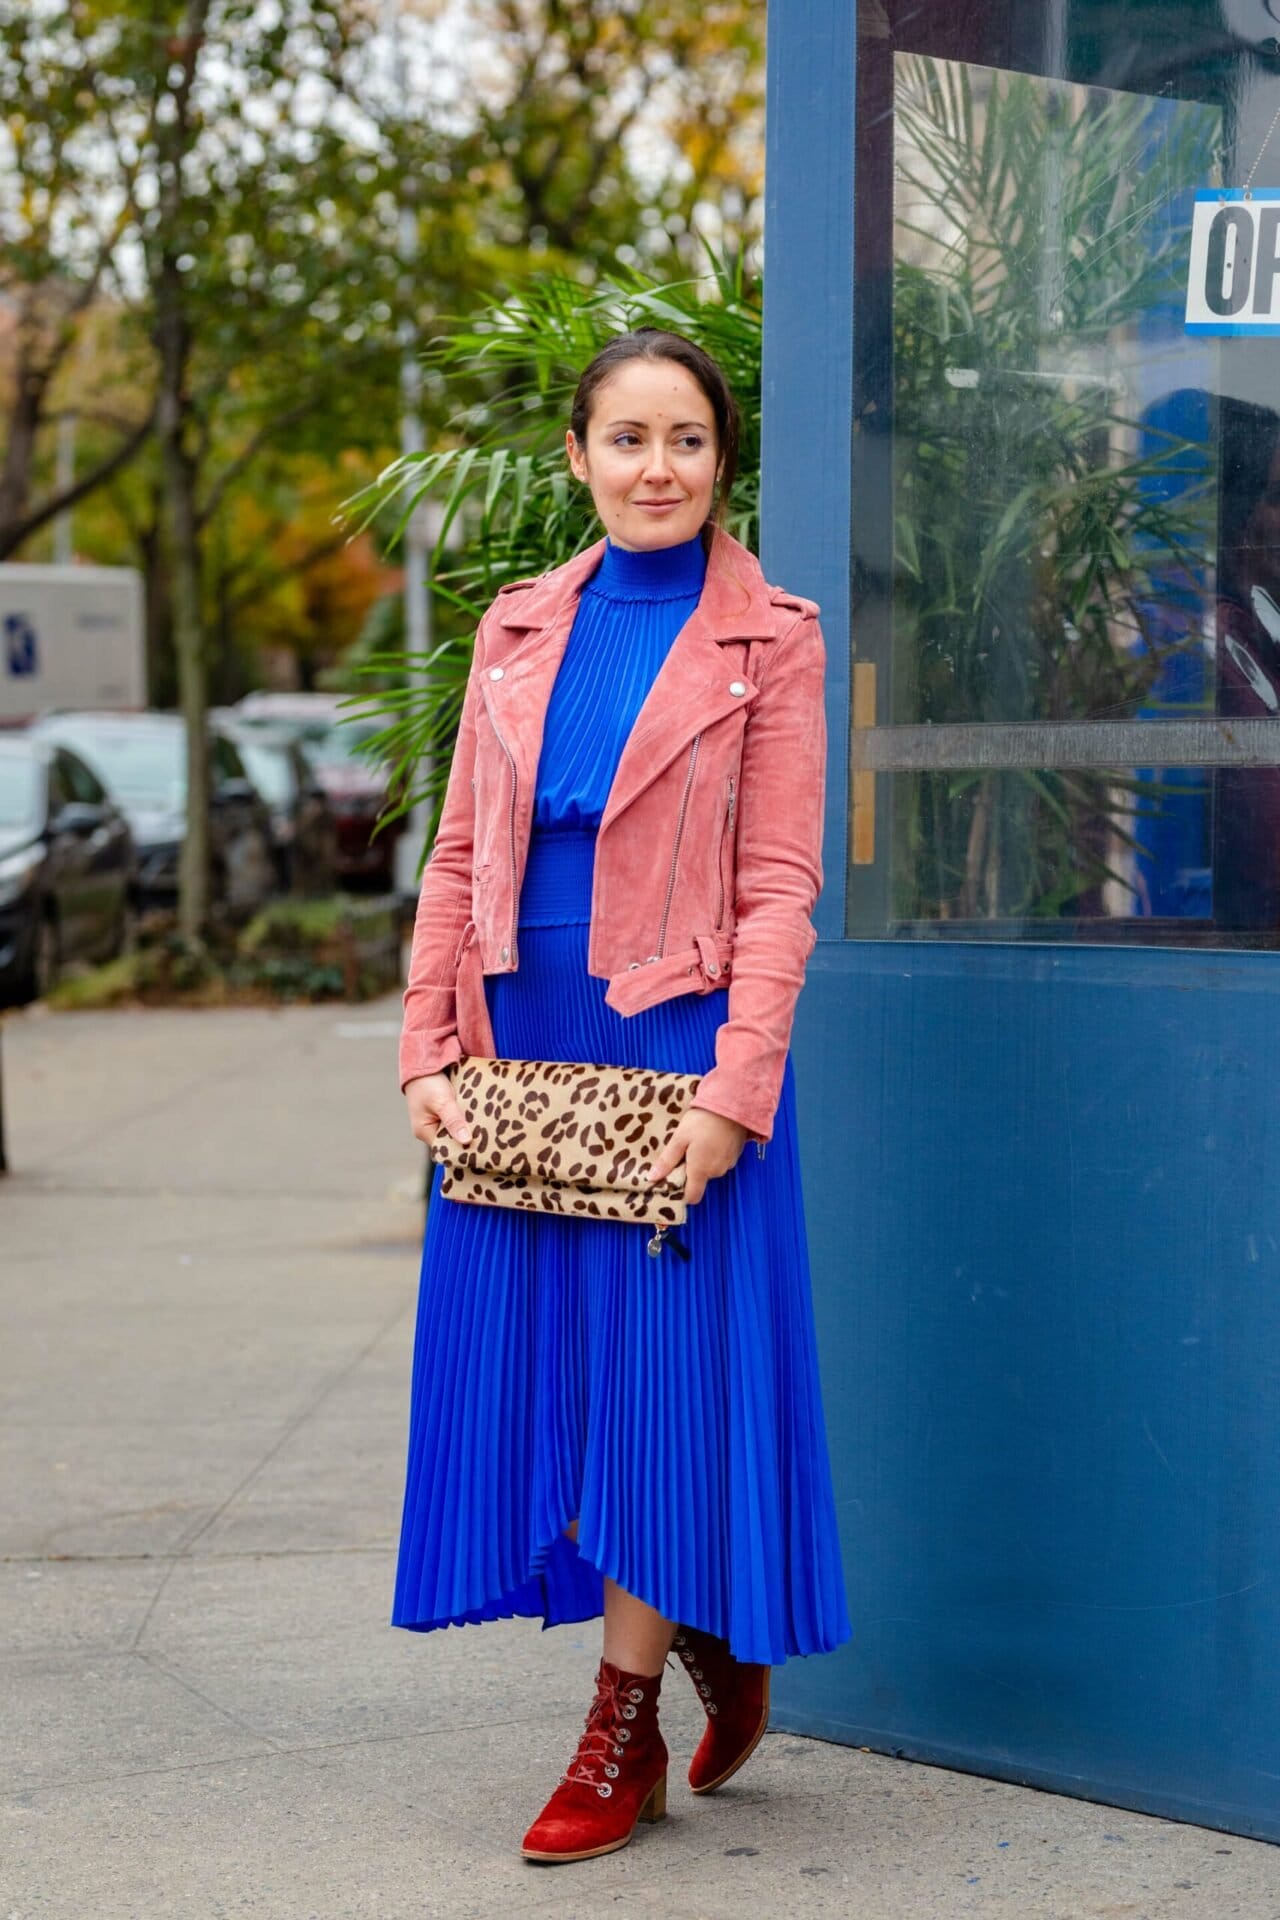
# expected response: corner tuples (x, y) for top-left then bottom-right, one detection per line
(391, 531), (851, 1665)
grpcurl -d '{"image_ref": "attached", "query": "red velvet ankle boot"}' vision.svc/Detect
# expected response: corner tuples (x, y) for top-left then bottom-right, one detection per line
(521, 1659), (669, 1863)
(671, 1625), (771, 1793)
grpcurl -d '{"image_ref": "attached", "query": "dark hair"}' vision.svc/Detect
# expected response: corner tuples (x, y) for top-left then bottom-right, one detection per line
(1218, 394), (1280, 605)
(569, 327), (740, 527)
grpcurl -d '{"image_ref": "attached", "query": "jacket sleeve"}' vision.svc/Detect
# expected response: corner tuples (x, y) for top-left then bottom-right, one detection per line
(688, 608), (827, 1146)
(397, 622), (488, 1091)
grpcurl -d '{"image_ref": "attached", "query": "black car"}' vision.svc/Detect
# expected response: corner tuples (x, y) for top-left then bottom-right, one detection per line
(211, 714), (338, 895)
(0, 734), (135, 1004)
(234, 693), (403, 889)
(28, 712), (277, 919)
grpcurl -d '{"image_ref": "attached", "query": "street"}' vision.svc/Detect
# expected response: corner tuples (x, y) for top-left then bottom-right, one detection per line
(2, 1001), (1276, 1919)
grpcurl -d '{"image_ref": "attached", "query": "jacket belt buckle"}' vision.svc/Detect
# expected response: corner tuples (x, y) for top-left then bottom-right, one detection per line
(694, 932), (722, 982)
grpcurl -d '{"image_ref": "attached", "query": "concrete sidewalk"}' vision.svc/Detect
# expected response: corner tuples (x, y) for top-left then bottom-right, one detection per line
(1, 999), (1276, 1919)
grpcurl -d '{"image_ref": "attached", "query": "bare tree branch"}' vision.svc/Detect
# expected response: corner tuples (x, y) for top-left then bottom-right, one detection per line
(0, 407), (156, 561)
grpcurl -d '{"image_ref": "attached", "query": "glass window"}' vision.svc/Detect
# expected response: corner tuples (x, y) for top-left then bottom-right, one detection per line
(47, 757), (73, 818)
(300, 720), (383, 770)
(0, 750), (41, 831)
(44, 722), (185, 811)
(232, 737), (295, 807)
(57, 749), (106, 807)
(850, 2), (1280, 945)
(212, 734), (253, 787)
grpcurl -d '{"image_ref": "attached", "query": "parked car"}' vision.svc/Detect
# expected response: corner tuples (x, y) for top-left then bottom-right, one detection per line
(0, 734), (135, 1004)
(234, 692), (402, 888)
(28, 712), (277, 919)
(211, 712), (338, 894)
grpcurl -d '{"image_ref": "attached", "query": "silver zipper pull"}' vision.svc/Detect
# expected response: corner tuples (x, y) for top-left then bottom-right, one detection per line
(728, 776), (736, 829)
(647, 1223), (690, 1259)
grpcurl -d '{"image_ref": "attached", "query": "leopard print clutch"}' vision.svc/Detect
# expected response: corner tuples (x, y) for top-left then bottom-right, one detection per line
(428, 1054), (702, 1251)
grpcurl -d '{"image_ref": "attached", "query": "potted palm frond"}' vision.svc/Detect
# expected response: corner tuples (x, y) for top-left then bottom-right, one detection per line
(342, 245), (762, 865)
(886, 54), (1220, 924)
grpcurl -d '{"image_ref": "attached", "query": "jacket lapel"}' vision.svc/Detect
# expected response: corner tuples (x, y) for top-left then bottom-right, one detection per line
(596, 626), (759, 834)
(480, 526), (778, 835)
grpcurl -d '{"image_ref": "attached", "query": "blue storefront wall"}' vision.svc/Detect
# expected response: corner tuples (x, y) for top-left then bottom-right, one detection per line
(783, 946), (1280, 1842)
(762, 0), (1280, 1844)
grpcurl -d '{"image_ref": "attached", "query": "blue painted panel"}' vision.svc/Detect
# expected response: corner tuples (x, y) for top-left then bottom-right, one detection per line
(759, 0), (855, 944)
(779, 941), (1280, 1842)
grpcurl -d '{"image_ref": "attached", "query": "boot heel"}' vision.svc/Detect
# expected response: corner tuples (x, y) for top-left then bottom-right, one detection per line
(639, 1772), (667, 1822)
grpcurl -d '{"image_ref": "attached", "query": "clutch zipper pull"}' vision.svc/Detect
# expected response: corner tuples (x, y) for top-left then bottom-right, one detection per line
(647, 1224), (691, 1261)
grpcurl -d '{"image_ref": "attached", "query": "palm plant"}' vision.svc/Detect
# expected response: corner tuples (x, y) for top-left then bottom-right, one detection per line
(888, 56), (1221, 923)
(342, 247), (761, 857)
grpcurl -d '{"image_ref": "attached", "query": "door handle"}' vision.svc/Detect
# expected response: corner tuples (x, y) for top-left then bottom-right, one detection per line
(851, 661), (877, 865)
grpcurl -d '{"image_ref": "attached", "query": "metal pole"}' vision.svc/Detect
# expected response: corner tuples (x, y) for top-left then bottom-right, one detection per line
(383, 0), (434, 904)
(395, 308), (434, 903)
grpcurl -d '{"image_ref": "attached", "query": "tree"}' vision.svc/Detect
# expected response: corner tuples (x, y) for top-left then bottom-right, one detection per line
(0, 5), (153, 555)
(2, 0), (768, 940)
(8, 1), (412, 935)
(422, 0), (765, 274)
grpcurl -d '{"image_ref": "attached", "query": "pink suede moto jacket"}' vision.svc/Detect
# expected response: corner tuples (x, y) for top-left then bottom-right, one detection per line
(399, 523), (827, 1149)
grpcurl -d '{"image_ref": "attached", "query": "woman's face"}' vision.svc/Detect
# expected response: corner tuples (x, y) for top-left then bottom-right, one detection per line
(566, 357), (722, 552)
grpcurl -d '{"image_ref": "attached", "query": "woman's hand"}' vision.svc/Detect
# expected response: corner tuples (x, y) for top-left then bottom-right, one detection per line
(644, 1109), (750, 1206)
(404, 1072), (472, 1151)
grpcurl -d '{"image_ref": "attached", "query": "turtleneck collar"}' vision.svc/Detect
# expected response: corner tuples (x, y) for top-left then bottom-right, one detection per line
(585, 529), (709, 602)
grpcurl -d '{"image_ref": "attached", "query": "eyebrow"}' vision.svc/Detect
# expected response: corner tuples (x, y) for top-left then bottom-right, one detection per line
(602, 418), (711, 430)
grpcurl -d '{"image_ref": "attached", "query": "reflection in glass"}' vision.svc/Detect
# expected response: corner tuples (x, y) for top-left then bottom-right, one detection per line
(892, 59), (1219, 730)
(1214, 398), (1280, 929)
(891, 770), (1211, 927)
(887, 57), (1221, 927)
(849, 8), (1280, 944)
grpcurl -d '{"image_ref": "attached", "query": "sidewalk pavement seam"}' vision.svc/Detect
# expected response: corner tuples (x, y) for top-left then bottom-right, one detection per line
(128, 1291), (412, 1650)
(8, 1179), (405, 1201)
(8, 1009), (310, 1176)
(135, 1647), (294, 1753)
(3, 1704), (595, 1802)
(1, 1544), (397, 1568)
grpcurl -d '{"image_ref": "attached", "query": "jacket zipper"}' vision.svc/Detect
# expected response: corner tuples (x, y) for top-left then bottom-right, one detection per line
(715, 774), (736, 929)
(658, 749), (762, 1157)
(481, 684), (519, 969)
(655, 734), (700, 958)
(721, 773), (763, 1160)
(478, 701), (766, 1163)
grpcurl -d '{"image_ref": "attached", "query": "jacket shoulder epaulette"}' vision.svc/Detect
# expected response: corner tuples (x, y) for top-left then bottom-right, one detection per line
(767, 584), (821, 622)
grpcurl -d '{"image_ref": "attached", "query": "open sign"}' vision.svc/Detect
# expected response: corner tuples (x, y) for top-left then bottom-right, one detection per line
(1186, 188), (1280, 335)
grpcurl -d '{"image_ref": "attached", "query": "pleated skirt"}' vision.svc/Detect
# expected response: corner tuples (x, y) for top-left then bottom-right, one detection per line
(391, 828), (851, 1665)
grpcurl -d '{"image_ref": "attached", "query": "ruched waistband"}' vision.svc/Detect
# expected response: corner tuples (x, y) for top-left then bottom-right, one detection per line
(517, 827), (598, 926)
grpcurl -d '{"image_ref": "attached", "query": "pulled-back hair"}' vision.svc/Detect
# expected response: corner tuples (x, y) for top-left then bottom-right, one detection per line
(570, 327), (740, 526)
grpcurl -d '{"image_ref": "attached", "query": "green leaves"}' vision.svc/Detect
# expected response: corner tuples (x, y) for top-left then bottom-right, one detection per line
(342, 244), (763, 861)
(890, 55), (1222, 924)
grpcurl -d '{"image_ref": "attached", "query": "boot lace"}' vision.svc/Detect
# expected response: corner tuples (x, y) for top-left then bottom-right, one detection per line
(559, 1670), (646, 1799)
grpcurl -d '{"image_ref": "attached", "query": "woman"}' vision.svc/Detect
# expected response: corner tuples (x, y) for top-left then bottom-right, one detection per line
(393, 327), (851, 1864)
